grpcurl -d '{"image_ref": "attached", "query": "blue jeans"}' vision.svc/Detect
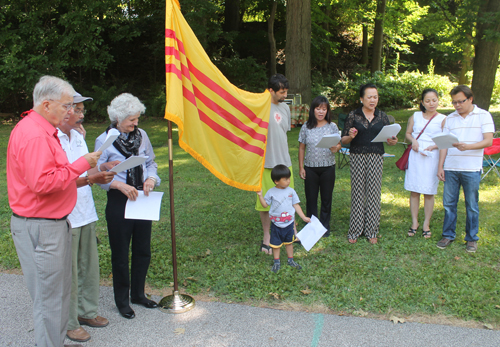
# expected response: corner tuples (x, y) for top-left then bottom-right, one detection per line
(442, 170), (481, 241)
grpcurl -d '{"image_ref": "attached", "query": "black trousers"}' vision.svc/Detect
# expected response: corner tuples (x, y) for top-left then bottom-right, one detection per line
(304, 165), (336, 231)
(106, 189), (152, 310)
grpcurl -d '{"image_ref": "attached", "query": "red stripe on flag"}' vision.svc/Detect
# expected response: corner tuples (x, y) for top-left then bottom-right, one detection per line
(165, 46), (180, 60)
(166, 29), (186, 56)
(198, 110), (264, 157)
(186, 60), (268, 128)
(193, 85), (266, 143)
(165, 63), (182, 80)
(165, 29), (268, 129)
(182, 85), (197, 106)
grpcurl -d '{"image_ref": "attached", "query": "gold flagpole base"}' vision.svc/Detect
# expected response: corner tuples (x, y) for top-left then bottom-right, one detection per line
(159, 290), (195, 314)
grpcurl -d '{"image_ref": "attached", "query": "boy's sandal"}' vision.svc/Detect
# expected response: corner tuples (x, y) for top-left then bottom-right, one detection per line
(422, 230), (431, 239)
(260, 243), (271, 254)
(408, 228), (417, 237)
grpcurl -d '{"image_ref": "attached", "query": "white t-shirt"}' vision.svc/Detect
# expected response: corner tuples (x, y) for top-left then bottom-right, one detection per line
(264, 186), (300, 228)
(58, 129), (98, 228)
(443, 105), (495, 172)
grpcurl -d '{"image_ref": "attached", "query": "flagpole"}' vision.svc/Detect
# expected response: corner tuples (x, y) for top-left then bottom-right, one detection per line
(159, 120), (195, 314)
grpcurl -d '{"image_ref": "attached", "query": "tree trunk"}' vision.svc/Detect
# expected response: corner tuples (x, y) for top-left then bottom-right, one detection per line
(361, 23), (369, 67)
(458, 32), (473, 85)
(322, 6), (331, 73)
(371, 0), (386, 74)
(285, 0), (312, 105)
(223, 0), (241, 32)
(268, 1), (278, 76)
(471, 0), (500, 111)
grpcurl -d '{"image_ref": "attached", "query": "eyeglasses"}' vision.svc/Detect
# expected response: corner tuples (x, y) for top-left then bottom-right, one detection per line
(49, 99), (75, 111)
(451, 98), (468, 106)
(74, 108), (86, 115)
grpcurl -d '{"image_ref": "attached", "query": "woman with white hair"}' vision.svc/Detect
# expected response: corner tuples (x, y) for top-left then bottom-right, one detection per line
(95, 93), (160, 319)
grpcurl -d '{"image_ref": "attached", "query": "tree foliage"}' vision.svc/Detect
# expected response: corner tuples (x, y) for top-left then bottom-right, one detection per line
(0, 0), (498, 116)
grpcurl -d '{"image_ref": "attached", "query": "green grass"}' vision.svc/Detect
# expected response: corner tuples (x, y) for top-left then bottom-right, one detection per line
(1, 109), (500, 327)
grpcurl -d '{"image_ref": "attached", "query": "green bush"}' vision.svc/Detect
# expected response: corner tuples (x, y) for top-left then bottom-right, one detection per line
(214, 55), (268, 93)
(327, 67), (455, 111)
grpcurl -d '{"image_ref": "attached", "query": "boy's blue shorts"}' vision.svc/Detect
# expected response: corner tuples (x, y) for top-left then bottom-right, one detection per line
(269, 222), (296, 248)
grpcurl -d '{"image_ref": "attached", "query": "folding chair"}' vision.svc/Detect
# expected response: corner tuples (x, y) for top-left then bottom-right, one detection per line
(336, 113), (350, 169)
(482, 138), (500, 180)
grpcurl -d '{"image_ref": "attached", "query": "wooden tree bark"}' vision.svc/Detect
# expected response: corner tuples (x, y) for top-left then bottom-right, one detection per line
(223, 0), (241, 32)
(371, 0), (386, 73)
(268, 1), (278, 76)
(285, 0), (312, 105)
(458, 32), (473, 85)
(471, 0), (500, 110)
(322, 6), (331, 73)
(361, 23), (369, 67)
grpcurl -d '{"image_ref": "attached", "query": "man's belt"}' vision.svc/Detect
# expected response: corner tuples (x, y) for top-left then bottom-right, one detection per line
(12, 213), (68, 221)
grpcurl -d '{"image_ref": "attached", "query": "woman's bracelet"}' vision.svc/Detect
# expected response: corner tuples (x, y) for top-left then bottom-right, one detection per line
(147, 176), (157, 185)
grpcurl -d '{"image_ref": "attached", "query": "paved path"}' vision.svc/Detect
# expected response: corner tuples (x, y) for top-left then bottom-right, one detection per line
(1, 273), (499, 347)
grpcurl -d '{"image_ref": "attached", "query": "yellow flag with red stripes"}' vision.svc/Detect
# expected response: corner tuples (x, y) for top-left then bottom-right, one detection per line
(164, 0), (271, 191)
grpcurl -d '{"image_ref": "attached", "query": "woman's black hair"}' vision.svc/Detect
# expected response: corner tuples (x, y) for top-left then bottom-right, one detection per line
(420, 88), (439, 112)
(306, 95), (332, 129)
(271, 164), (291, 183)
(359, 83), (377, 98)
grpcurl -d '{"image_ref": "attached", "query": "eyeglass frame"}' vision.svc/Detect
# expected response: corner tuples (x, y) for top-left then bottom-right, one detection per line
(73, 106), (86, 115)
(49, 99), (75, 111)
(451, 98), (469, 106)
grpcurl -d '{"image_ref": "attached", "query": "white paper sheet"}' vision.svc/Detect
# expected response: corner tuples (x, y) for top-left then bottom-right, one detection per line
(125, 191), (164, 221)
(431, 133), (460, 150)
(418, 149), (434, 157)
(295, 215), (327, 251)
(110, 156), (148, 173)
(315, 134), (341, 148)
(371, 124), (402, 142)
(97, 128), (120, 152)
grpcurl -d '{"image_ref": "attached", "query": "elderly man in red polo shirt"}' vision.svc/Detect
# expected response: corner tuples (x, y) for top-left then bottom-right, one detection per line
(7, 76), (101, 347)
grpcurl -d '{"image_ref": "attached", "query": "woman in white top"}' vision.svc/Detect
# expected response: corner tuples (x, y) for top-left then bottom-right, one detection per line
(404, 88), (446, 238)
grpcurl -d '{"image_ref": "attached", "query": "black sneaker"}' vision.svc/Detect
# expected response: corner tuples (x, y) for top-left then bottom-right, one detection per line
(287, 260), (302, 270)
(436, 238), (453, 249)
(271, 263), (280, 273)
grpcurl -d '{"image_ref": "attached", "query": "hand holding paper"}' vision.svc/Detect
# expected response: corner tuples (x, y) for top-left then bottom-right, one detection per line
(97, 128), (120, 152)
(431, 133), (459, 149)
(110, 156), (148, 173)
(316, 134), (341, 148)
(125, 191), (164, 221)
(295, 215), (327, 251)
(371, 124), (401, 142)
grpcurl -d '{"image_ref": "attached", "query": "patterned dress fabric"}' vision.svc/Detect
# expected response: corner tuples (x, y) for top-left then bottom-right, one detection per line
(348, 153), (383, 239)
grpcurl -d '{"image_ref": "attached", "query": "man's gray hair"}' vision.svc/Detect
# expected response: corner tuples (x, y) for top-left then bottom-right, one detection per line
(107, 93), (146, 124)
(33, 76), (76, 107)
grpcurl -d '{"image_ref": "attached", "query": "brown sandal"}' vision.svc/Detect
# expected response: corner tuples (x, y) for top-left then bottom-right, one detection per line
(369, 237), (378, 244)
(348, 238), (357, 244)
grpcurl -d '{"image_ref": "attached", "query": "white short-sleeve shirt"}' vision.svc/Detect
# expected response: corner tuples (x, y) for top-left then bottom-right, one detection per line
(442, 105), (495, 172)
(58, 129), (98, 228)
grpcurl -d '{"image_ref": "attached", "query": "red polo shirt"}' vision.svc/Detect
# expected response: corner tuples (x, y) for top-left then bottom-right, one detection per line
(7, 110), (91, 218)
